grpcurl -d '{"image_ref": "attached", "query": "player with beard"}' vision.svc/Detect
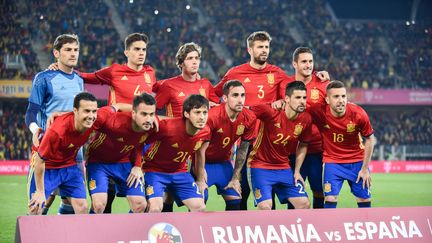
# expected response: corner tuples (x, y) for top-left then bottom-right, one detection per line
(86, 93), (157, 213)
(308, 81), (375, 208)
(194, 80), (256, 210)
(143, 94), (210, 212)
(278, 47), (329, 209)
(248, 81), (313, 210)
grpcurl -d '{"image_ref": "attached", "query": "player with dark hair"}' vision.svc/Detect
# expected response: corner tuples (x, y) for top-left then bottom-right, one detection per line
(277, 47), (330, 209)
(153, 42), (219, 117)
(25, 33), (83, 215)
(28, 92), (118, 215)
(248, 81), (313, 210)
(195, 80), (256, 210)
(86, 92), (157, 213)
(143, 94), (210, 212)
(308, 81), (375, 208)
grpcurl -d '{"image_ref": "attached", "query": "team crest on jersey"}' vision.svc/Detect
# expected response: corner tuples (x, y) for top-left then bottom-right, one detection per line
(89, 179), (96, 191)
(274, 123), (281, 128)
(199, 87), (207, 97)
(324, 182), (331, 193)
(140, 134), (149, 144)
(217, 128), (224, 133)
(194, 141), (203, 151)
(310, 88), (319, 102)
(144, 72), (151, 84)
(236, 125), (245, 136)
(254, 189), (262, 199)
(267, 73), (275, 86)
(294, 124), (303, 136)
(146, 185), (154, 195)
(347, 122), (356, 133)
(244, 77), (251, 83)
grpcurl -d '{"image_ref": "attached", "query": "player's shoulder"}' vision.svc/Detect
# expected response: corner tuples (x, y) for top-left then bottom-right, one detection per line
(51, 112), (74, 132)
(142, 64), (155, 72)
(347, 102), (369, 118)
(32, 70), (59, 83)
(226, 63), (249, 74)
(298, 111), (313, 123)
(266, 63), (285, 72)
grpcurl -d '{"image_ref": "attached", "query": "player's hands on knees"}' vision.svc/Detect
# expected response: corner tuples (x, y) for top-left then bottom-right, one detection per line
(316, 71), (330, 81)
(356, 167), (371, 189)
(294, 171), (306, 188)
(29, 191), (46, 215)
(271, 99), (285, 110)
(225, 178), (242, 196)
(47, 63), (59, 71)
(31, 127), (42, 147)
(196, 180), (208, 197)
(127, 166), (144, 188)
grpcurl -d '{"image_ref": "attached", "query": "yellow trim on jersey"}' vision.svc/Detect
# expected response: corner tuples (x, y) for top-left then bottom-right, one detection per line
(166, 103), (174, 117)
(110, 86), (116, 104)
(247, 122), (265, 167)
(86, 133), (107, 159)
(145, 141), (161, 161)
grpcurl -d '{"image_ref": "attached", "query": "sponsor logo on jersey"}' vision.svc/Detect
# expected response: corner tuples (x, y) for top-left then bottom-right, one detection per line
(116, 137), (124, 142)
(244, 77), (251, 83)
(121, 75), (128, 80)
(178, 92), (185, 97)
(274, 123), (281, 128)
(68, 143), (75, 148)
(171, 143), (179, 148)
(217, 128), (224, 133)
(324, 124), (330, 129)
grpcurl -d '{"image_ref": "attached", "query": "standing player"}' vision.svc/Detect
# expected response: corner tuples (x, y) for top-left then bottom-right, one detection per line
(86, 93), (157, 213)
(153, 42), (219, 212)
(25, 34), (83, 215)
(28, 92), (116, 215)
(213, 31), (290, 209)
(278, 47), (329, 209)
(143, 94), (210, 212)
(153, 42), (219, 117)
(309, 81), (375, 208)
(248, 81), (313, 210)
(195, 80), (256, 210)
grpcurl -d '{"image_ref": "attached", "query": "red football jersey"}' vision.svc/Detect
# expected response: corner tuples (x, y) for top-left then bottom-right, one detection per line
(86, 112), (156, 167)
(79, 63), (156, 105)
(205, 105), (256, 162)
(143, 118), (211, 173)
(248, 104), (313, 169)
(309, 102), (374, 163)
(279, 73), (329, 154)
(153, 75), (219, 117)
(37, 107), (113, 169)
(214, 63), (290, 106)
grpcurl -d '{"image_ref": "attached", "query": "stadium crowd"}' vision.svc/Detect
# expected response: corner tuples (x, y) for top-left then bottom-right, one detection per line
(1, 0), (430, 88)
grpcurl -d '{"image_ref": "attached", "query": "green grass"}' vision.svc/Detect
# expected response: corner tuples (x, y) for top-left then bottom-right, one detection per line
(1, 174), (432, 242)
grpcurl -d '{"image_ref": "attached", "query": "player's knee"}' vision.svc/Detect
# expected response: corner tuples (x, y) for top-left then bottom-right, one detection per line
(189, 201), (206, 212)
(92, 200), (106, 214)
(131, 198), (147, 213)
(295, 199), (310, 209)
(257, 202), (272, 210)
(73, 200), (88, 214)
(148, 203), (163, 213)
